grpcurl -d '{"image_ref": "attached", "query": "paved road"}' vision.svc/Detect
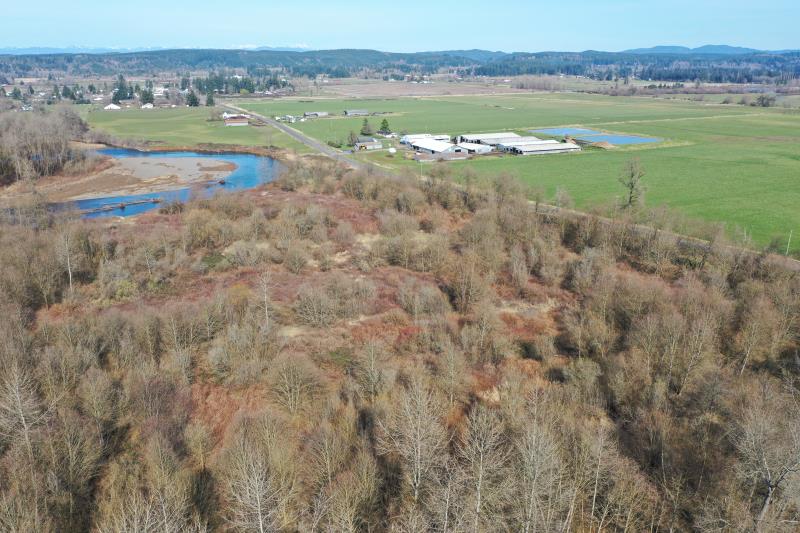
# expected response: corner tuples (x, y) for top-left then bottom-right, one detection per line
(221, 102), (367, 170)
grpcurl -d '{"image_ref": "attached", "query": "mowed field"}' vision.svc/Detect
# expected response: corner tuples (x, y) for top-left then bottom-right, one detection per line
(85, 107), (311, 153)
(239, 94), (800, 253)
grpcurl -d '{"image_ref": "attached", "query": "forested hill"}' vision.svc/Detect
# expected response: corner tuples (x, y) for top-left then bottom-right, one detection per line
(1, 47), (799, 82)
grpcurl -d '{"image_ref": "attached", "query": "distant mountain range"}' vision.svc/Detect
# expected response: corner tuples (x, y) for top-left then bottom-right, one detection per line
(0, 45), (312, 55)
(622, 45), (766, 55)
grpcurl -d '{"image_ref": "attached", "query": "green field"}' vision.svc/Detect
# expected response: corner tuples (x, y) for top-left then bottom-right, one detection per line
(239, 94), (800, 253)
(85, 107), (311, 153)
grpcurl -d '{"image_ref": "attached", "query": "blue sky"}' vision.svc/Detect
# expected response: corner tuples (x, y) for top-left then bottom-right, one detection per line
(2, 0), (798, 52)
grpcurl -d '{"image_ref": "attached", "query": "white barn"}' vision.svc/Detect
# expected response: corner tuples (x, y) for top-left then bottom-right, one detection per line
(104, 103), (121, 110)
(410, 139), (467, 154)
(457, 132), (521, 145)
(401, 133), (451, 145)
(457, 142), (492, 154)
(497, 140), (581, 155)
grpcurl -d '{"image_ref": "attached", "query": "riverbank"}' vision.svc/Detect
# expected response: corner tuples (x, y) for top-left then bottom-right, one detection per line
(0, 143), (300, 204)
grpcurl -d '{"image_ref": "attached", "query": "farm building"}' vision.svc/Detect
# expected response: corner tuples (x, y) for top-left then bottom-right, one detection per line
(457, 132), (521, 145)
(104, 103), (121, 110)
(304, 111), (329, 118)
(410, 139), (468, 155)
(222, 112), (252, 120)
(344, 109), (369, 117)
(400, 133), (451, 145)
(497, 140), (581, 155)
(140, 103), (154, 109)
(457, 142), (493, 154)
(224, 115), (250, 127)
(355, 137), (382, 151)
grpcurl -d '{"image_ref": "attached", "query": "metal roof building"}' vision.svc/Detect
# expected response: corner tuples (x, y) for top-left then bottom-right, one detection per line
(457, 132), (521, 145)
(497, 141), (581, 155)
(457, 142), (493, 154)
(344, 109), (369, 116)
(400, 133), (451, 145)
(410, 139), (467, 154)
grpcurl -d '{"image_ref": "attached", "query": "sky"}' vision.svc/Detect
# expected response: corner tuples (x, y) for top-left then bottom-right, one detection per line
(1, 0), (798, 52)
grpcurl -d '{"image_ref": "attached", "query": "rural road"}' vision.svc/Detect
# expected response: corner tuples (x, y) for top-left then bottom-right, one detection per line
(220, 102), (367, 170)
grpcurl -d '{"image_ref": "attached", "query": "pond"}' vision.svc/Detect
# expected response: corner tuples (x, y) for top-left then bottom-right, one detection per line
(532, 128), (661, 145)
(64, 148), (281, 218)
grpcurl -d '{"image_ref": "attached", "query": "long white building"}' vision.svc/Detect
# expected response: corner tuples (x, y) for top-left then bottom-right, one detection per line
(457, 132), (521, 145)
(497, 140), (581, 155)
(401, 133), (451, 145)
(410, 138), (468, 154)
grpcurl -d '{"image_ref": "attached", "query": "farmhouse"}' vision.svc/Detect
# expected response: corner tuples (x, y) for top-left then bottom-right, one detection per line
(400, 133), (451, 145)
(354, 137), (382, 150)
(497, 140), (581, 155)
(224, 115), (250, 127)
(457, 132), (521, 146)
(304, 111), (329, 118)
(104, 103), (121, 110)
(410, 139), (467, 155)
(344, 109), (369, 117)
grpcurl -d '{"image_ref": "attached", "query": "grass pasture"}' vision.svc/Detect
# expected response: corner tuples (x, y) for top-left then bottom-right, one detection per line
(85, 107), (311, 153)
(240, 94), (800, 253)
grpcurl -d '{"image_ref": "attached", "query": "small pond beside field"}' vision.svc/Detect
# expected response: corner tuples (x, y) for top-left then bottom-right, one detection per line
(65, 148), (281, 218)
(532, 128), (661, 145)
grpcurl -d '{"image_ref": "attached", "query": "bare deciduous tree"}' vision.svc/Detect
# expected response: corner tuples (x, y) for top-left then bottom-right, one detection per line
(378, 378), (448, 506)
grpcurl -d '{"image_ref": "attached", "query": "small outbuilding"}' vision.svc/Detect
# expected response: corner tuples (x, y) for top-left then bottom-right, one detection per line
(224, 115), (250, 127)
(104, 103), (121, 110)
(140, 103), (154, 109)
(344, 109), (369, 117)
(304, 111), (329, 118)
(354, 137), (382, 151)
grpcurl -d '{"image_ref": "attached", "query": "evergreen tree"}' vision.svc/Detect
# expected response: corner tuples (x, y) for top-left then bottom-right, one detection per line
(140, 89), (155, 105)
(27, 85), (34, 96)
(11, 87), (22, 100)
(186, 90), (200, 107)
(360, 118), (373, 136)
(206, 92), (215, 107)
(379, 118), (391, 133)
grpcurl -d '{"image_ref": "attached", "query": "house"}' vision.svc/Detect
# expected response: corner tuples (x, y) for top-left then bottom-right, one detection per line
(410, 139), (467, 155)
(457, 142), (493, 154)
(344, 109), (369, 117)
(457, 132), (521, 146)
(104, 103), (121, 110)
(224, 115), (250, 127)
(354, 137), (382, 151)
(304, 111), (329, 118)
(140, 103), (154, 109)
(497, 140), (581, 155)
(222, 112), (251, 120)
(400, 133), (451, 145)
